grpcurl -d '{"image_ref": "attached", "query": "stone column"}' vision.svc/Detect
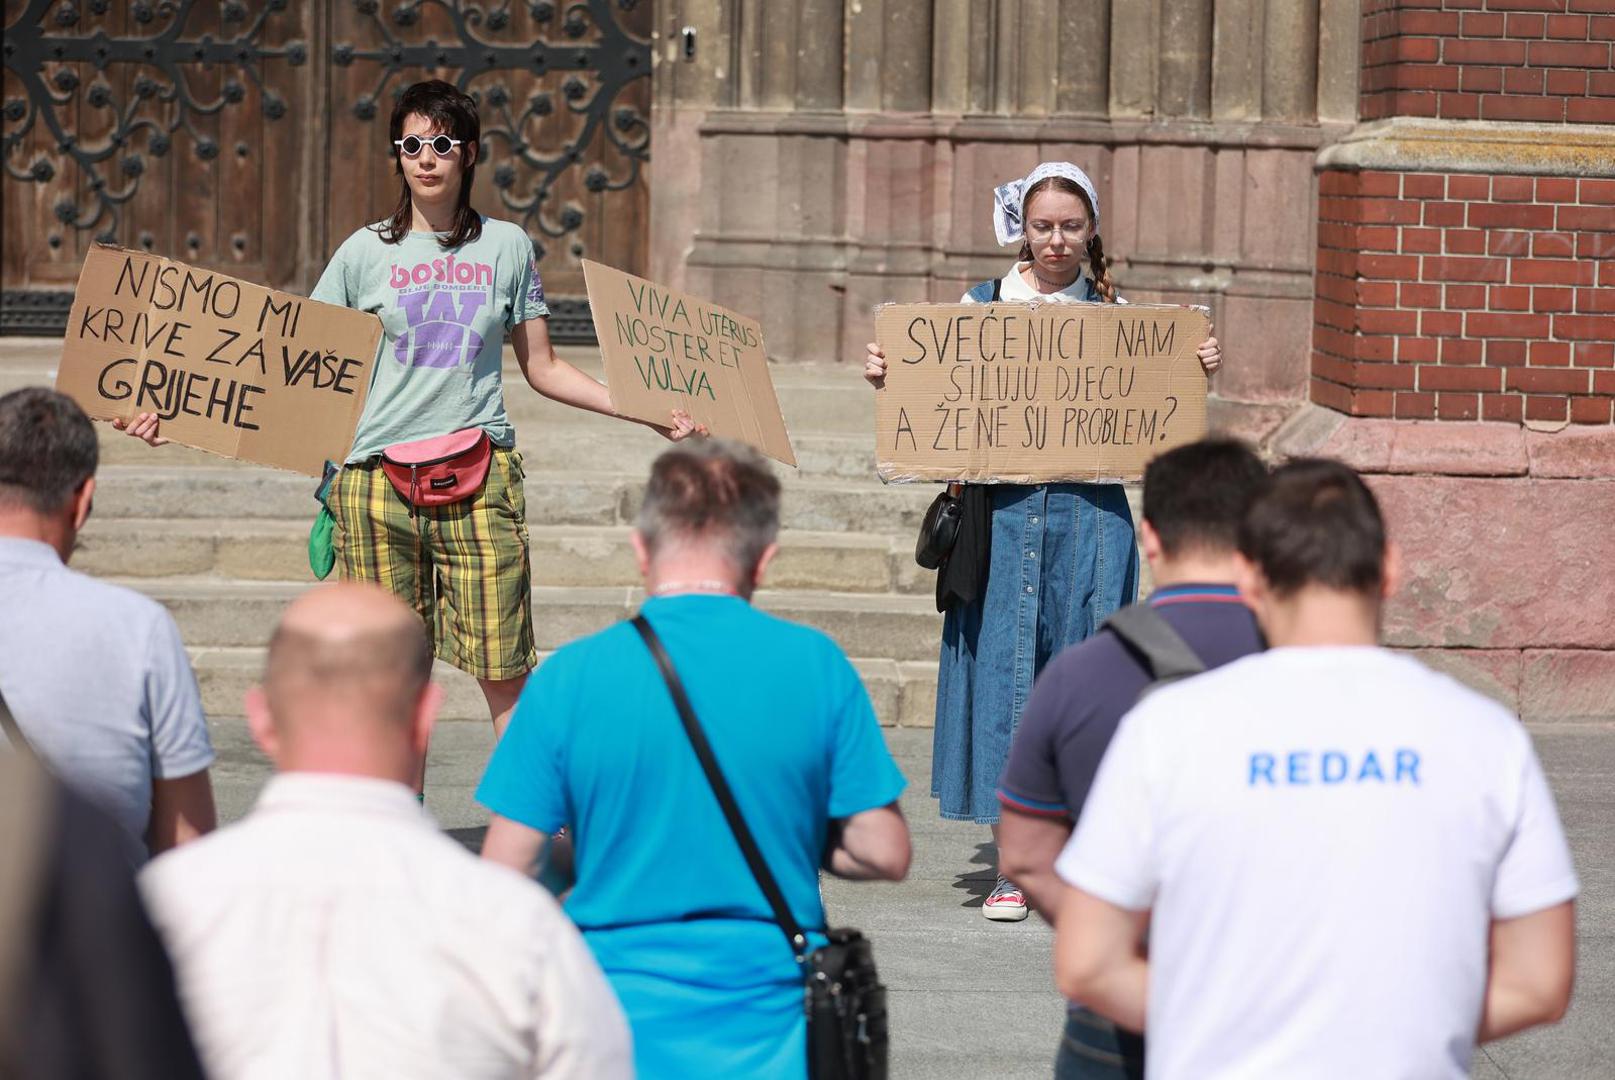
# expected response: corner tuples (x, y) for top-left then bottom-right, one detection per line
(798, 0), (845, 111)
(1262, 0), (1320, 122)
(1109, 0), (1160, 117)
(1158, 0), (1214, 117)
(648, 0), (734, 291)
(1057, 1), (1112, 116)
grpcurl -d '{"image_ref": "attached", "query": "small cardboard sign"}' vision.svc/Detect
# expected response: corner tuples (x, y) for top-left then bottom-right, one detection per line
(583, 259), (796, 467)
(874, 302), (1209, 484)
(55, 246), (382, 477)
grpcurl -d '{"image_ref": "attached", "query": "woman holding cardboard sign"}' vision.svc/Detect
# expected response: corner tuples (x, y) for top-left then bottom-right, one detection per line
(118, 80), (702, 745)
(864, 162), (1223, 922)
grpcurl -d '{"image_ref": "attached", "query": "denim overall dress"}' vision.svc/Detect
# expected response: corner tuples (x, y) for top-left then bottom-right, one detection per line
(930, 274), (1140, 823)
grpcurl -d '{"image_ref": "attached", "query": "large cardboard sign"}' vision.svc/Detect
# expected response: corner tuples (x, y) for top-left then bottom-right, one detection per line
(56, 246), (382, 477)
(873, 302), (1209, 484)
(583, 260), (796, 467)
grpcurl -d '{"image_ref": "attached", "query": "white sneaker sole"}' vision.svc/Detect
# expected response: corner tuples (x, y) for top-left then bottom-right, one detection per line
(983, 903), (1030, 922)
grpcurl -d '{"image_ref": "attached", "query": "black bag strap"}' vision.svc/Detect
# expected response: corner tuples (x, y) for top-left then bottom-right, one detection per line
(1103, 604), (1206, 684)
(630, 614), (810, 966)
(990, 277), (1002, 302)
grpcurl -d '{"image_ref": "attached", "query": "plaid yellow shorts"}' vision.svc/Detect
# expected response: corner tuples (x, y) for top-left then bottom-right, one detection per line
(327, 446), (537, 681)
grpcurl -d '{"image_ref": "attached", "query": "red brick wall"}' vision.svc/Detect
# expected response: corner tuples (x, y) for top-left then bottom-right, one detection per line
(1361, 0), (1615, 125)
(1311, 170), (1615, 424)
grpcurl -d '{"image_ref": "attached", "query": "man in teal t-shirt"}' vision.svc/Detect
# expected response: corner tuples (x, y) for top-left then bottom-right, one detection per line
(479, 439), (911, 1080)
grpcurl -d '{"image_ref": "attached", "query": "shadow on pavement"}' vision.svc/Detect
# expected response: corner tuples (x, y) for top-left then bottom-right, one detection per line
(446, 825), (487, 854)
(952, 840), (998, 908)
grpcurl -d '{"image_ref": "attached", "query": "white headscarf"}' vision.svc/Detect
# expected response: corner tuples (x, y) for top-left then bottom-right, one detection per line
(992, 162), (1100, 247)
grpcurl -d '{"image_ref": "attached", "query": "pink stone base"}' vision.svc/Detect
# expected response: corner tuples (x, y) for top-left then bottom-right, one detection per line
(1521, 651), (1615, 723)
(1272, 410), (1615, 721)
(1396, 649), (1615, 722)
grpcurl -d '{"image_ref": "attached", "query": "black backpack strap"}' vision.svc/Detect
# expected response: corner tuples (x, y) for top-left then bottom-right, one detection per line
(630, 615), (810, 965)
(1102, 604), (1206, 683)
(991, 277), (1002, 302)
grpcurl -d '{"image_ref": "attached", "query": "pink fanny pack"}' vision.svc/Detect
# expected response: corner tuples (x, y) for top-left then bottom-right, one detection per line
(380, 428), (492, 512)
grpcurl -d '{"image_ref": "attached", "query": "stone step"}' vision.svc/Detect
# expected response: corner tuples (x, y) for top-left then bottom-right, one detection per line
(75, 519), (932, 595)
(189, 647), (938, 729)
(75, 519), (310, 581)
(553, 427), (880, 482)
(0, 369), (55, 395)
(124, 578), (945, 661)
(88, 419), (879, 482)
(87, 465), (938, 536)
(0, 341), (56, 373)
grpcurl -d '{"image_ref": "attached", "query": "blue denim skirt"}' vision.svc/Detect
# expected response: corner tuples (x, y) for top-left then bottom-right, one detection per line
(932, 483), (1138, 823)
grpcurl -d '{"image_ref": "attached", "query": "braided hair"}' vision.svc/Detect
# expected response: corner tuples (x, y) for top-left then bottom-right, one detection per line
(1016, 176), (1115, 303)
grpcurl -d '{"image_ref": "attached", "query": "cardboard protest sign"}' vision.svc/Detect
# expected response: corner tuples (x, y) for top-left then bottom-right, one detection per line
(874, 302), (1209, 484)
(56, 246), (382, 477)
(583, 260), (796, 467)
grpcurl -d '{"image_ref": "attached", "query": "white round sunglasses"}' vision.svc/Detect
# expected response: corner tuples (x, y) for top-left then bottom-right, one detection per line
(394, 134), (463, 158)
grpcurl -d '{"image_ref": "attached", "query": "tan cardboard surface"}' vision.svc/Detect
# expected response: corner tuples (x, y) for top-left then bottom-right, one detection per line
(874, 302), (1209, 484)
(55, 246), (382, 477)
(583, 259), (796, 467)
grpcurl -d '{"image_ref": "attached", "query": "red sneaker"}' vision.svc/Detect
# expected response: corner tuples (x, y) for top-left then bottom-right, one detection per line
(983, 876), (1029, 922)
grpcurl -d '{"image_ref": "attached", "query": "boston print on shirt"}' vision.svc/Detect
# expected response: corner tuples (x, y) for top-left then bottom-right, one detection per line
(311, 218), (549, 463)
(388, 255), (495, 369)
(526, 258), (545, 309)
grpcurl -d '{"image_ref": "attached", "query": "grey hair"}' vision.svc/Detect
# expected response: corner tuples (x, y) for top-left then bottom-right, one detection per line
(634, 438), (781, 574)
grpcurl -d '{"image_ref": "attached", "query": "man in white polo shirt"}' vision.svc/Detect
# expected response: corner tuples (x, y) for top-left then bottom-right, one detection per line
(140, 582), (631, 1079)
(1053, 458), (1577, 1079)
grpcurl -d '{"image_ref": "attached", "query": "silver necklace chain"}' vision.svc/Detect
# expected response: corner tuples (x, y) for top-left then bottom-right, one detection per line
(1030, 266), (1080, 293)
(650, 579), (736, 597)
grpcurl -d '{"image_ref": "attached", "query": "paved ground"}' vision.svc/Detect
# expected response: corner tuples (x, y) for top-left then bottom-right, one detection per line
(209, 718), (1613, 1078)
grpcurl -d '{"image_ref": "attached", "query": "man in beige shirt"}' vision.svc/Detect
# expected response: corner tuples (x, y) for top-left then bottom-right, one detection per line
(141, 583), (631, 1080)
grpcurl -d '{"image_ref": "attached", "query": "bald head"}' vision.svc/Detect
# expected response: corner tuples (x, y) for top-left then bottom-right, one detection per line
(264, 583), (433, 728)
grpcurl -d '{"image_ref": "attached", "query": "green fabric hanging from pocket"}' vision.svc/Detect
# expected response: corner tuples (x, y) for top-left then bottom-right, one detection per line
(309, 461), (338, 580)
(308, 506), (336, 580)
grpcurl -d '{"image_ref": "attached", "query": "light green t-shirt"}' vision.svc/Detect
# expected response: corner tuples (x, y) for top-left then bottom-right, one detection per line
(311, 216), (549, 463)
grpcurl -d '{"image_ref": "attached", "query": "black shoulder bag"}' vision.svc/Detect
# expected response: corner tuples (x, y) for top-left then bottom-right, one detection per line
(630, 615), (889, 1080)
(914, 277), (1003, 572)
(914, 481), (964, 570)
